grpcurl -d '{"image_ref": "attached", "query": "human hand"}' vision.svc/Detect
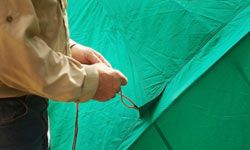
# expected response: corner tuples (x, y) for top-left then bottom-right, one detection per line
(91, 63), (128, 101)
(71, 44), (111, 67)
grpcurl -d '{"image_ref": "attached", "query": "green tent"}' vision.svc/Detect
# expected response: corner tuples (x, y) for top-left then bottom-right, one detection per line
(48, 0), (250, 149)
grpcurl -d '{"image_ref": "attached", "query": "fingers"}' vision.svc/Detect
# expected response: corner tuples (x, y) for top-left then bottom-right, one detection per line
(87, 52), (102, 64)
(87, 50), (112, 68)
(115, 70), (128, 86)
(93, 51), (112, 67)
(72, 44), (112, 67)
(92, 63), (128, 102)
(109, 82), (121, 99)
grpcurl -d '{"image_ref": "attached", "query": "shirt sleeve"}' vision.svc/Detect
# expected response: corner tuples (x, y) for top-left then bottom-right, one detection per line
(0, 1), (99, 101)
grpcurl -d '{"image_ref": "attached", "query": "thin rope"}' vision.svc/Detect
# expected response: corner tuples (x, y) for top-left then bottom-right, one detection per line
(71, 91), (138, 150)
(118, 90), (139, 110)
(72, 102), (79, 150)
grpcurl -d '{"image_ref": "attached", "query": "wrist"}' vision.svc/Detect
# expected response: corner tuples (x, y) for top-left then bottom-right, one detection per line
(70, 43), (77, 49)
(69, 39), (77, 50)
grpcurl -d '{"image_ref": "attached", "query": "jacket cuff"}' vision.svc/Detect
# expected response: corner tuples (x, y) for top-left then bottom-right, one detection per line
(80, 65), (99, 101)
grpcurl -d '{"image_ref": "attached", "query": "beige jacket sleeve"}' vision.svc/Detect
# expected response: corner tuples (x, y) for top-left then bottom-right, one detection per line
(0, 1), (99, 101)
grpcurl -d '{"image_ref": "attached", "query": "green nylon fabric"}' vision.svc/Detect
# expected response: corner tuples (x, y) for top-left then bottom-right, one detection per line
(130, 33), (250, 150)
(48, 0), (250, 149)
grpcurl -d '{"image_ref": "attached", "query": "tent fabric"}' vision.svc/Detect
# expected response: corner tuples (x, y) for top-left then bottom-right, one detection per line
(48, 0), (250, 149)
(130, 33), (250, 150)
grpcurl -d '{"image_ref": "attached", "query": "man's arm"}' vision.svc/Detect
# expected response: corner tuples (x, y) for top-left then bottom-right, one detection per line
(68, 40), (128, 100)
(0, 1), (127, 101)
(69, 39), (111, 67)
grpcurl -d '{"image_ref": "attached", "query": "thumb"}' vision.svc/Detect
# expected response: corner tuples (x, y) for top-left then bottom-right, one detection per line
(115, 70), (128, 86)
(87, 53), (102, 64)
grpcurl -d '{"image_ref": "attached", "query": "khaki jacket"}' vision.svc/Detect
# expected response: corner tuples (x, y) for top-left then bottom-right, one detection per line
(0, 0), (99, 101)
